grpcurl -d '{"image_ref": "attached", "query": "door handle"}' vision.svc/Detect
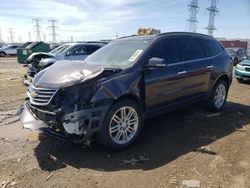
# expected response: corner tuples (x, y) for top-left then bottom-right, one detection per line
(206, 65), (214, 70)
(178, 71), (187, 75)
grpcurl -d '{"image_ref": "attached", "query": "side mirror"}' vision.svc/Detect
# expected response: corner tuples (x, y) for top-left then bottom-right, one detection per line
(145, 57), (166, 69)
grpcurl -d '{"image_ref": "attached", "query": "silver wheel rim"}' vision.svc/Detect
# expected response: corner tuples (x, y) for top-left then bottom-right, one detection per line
(214, 84), (226, 108)
(109, 106), (139, 145)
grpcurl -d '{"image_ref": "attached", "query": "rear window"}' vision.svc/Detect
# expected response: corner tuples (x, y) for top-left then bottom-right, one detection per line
(177, 37), (205, 61)
(200, 38), (223, 57)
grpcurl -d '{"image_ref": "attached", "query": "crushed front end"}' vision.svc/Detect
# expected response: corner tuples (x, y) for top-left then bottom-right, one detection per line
(20, 82), (110, 143)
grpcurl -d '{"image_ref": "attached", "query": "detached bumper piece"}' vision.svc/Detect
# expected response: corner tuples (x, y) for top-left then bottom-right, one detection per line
(19, 102), (109, 143)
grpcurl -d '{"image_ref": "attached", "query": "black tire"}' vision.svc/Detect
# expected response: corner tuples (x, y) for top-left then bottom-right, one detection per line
(236, 78), (243, 83)
(97, 99), (143, 150)
(207, 80), (229, 112)
(0, 52), (6, 57)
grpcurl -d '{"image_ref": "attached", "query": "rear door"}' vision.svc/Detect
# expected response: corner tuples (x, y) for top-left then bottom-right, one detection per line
(175, 36), (211, 96)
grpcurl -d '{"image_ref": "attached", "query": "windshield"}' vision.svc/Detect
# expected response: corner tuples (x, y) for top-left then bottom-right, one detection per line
(50, 44), (70, 56)
(84, 39), (153, 67)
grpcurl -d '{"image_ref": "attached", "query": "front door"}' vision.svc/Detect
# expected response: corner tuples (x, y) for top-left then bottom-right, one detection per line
(144, 38), (186, 110)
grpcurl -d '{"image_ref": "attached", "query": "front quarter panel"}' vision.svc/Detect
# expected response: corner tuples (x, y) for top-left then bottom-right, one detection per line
(90, 71), (143, 107)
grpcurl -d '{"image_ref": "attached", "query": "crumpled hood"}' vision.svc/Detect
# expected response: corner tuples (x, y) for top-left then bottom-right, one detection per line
(33, 60), (104, 89)
(27, 52), (55, 61)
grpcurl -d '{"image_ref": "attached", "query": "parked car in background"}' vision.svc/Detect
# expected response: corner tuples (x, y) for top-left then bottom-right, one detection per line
(20, 32), (233, 150)
(235, 57), (250, 82)
(0, 45), (19, 57)
(226, 48), (248, 65)
(26, 42), (105, 77)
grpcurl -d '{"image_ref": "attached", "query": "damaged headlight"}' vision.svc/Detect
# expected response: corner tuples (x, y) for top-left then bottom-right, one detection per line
(55, 82), (101, 111)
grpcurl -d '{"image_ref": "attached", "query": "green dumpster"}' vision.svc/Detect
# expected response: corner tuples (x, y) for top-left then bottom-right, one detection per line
(17, 42), (51, 64)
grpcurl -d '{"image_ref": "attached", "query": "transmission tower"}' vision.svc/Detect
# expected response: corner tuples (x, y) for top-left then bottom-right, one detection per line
(205, 0), (219, 36)
(48, 20), (58, 43)
(9, 28), (14, 43)
(186, 0), (199, 33)
(33, 18), (42, 41)
(0, 28), (3, 43)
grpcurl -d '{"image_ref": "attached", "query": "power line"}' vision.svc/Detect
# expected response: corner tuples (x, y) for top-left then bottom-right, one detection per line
(205, 0), (219, 36)
(186, 0), (199, 33)
(9, 28), (14, 43)
(48, 20), (58, 43)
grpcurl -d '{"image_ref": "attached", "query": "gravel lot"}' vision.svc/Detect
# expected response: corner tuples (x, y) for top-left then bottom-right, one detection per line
(0, 57), (250, 188)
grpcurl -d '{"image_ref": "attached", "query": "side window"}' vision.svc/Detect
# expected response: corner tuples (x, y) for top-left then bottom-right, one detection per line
(177, 37), (205, 61)
(149, 38), (180, 64)
(86, 45), (101, 55)
(200, 38), (223, 57)
(68, 46), (86, 56)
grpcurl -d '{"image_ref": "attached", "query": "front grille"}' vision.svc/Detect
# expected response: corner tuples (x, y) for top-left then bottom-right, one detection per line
(27, 84), (57, 106)
(245, 67), (250, 72)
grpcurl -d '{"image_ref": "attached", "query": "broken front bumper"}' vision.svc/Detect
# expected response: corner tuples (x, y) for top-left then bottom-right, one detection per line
(19, 102), (109, 142)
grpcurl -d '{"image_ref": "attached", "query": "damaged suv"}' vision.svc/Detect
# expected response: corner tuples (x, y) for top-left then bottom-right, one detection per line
(20, 32), (233, 150)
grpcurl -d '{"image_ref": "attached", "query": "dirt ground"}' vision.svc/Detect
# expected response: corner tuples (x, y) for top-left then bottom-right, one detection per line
(0, 57), (250, 188)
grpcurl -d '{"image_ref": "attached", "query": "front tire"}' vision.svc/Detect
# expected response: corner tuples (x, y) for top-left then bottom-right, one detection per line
(207, 80), (229, 112)
(97, 99), (143, 150)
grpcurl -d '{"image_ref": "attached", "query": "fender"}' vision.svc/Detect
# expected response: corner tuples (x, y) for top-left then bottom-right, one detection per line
(90, 71), (144, 106)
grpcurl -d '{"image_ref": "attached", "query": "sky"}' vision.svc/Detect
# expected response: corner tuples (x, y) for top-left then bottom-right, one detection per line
(0, 0), (250, 43)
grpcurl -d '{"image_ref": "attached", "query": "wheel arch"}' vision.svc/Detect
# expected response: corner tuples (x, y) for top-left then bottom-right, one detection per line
(114, 94), (144, 111)
(210, 74), (230, 96)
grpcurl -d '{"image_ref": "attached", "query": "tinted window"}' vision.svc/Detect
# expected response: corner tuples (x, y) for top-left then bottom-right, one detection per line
(86, 45), (101, 54)
(69, 46), (86, 55)
(177, 37), (205, 61)
(200, 38), (223, 57)
(150, 38), (180, 64)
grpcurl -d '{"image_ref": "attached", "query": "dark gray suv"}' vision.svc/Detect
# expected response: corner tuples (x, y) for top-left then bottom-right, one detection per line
(20, 32), (233, 150)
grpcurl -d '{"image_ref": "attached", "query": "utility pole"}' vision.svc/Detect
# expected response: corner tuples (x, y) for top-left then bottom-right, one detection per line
(70, 35), (74, 42)
(28, 31), (32, 42)
(186, 0), (199, 33)
(43, 34), (46, 42)
(33, 18), (42, 41)
(18, 36), (22, 43)
(0, 28), (3, 43)
(205, 0), (219, 36)
(9, 28), (14, 43)
(48, 20), (58, 44)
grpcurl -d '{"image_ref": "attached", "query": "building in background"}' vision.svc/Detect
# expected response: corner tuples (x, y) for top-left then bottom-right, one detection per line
(219, 39), (249, 56)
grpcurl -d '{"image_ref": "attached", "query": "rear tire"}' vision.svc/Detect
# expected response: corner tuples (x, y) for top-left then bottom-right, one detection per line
(97, 99), (143, 150)
(207, 80), (229, 112)
(0, 52), (6, 57)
